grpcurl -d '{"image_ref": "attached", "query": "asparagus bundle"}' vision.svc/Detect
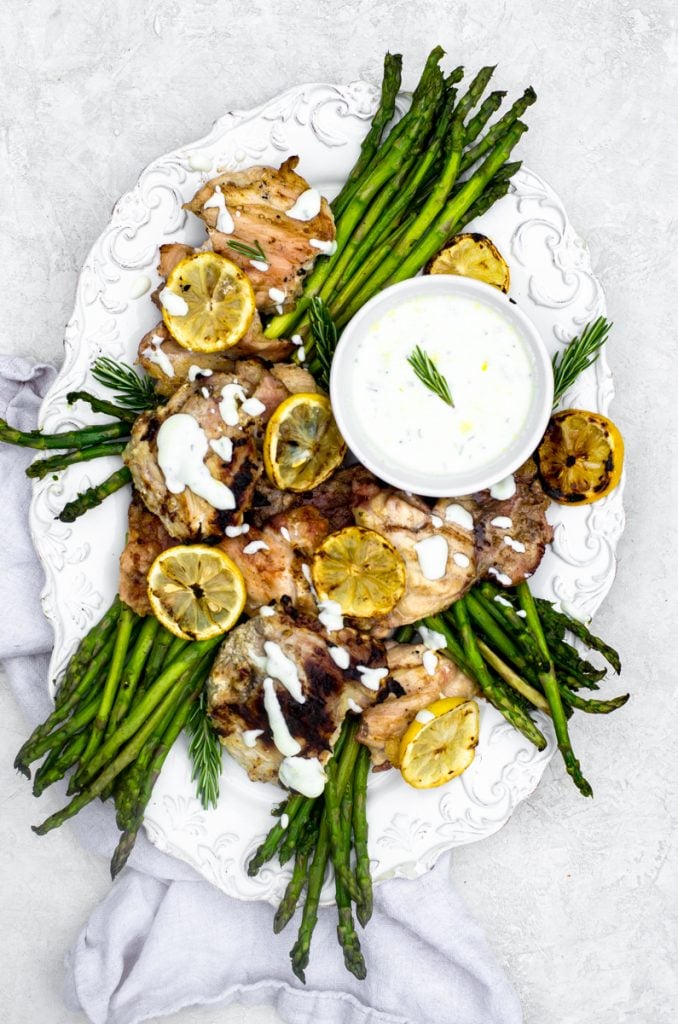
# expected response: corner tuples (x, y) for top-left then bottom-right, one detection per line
(416, 581), (626, 797)
(248, 718), (372, 983)
(16, 600), (223, 877)
(264, 49), (536, 380)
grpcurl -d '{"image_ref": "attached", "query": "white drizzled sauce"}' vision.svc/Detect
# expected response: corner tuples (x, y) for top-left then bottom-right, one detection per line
(309, 237), (337, 255)
(494, 594), (512, 608)
(318, 599), (344, 632)
(328, 646), (350, 670)
(268, 287), (286, 304)
(286, 188), (321, 222)
(201, 387), (210, 399)
(504, 536), (527, 553)
(280, 526), (291, 543)
(203, 186), (235, 234)
(250, 259), (269, 272)
(219, 383), (246, 426)
(517, 609), (527, 618)
(159, 286), (189, 317)
(241, 396), (266, 417)
(431, 514), (443, 528)
(488, 567), (513, 586)
(453, 552), (471, 568)
(260, 642), (305, 703)
(209, 436), (233, 463)
(157, 414), (235, 509)
(291, 334), (304, 347)
(422, 650), (438, 675)
(259, 605), (276, 617)
(188, 151), (213, 172)
(357, 665), (388, 691)
(301, 563), (315, 591)
(444, 503), (475, 530)
(225, 522), (250, 537)
(347, 698), (363, 715)
(188, 365), (213, 382)
(297, 346), (306, 363)
(491, 515), (513, 529)
(279, 755), (327, 797)
(142, 332), (174, 378)
(559, 600), (591, 625)
(280, 813), (289, 829)
(243, 540), (269, 555)
(242, 728), (264, 748)
(415, 708), (436, 725)
(263, 677), (301, 757)
(348, 295), (534, 479)
(490, 475), (517, 500)
(130, 275), (151, 298)
(415, 536), (449, 581)
(417, 625), (447, 650)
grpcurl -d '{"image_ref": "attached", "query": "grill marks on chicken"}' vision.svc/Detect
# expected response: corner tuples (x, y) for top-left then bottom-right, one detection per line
(207, 606), (385, 784)
(354, 488), (476, 633)
(358, 643), (479, 769)
(251, 465), (380, 531)
(123, 359), (316, 542)
(118, 495), (174, 616)
(184, 158), (335, 314)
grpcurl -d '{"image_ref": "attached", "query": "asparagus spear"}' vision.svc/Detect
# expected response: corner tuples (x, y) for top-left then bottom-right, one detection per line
(277, 797), (314, 866)
(58, 466), (132, 522)
(476, 640), (550, 712)
(450, 599), (547, 750)
(536, 599), (621, 674)
(290, 811), (331, 982)
(141, 625), (176, 687)
(335, 771), (366, 980)
(475, 583), (547, 668)
(464, 89), (506, 144)
(353, 744), (372, 927)
(560, 688), (629, 715)
(55, 597), (121, 707)
(105, 615), (159, 737)
(517, 583), (592, 796)
(0, 417), (129, 450)
(459, 86), (536, 171)
(26, 440), (128, 480)
(453, 65), (496, 124)
(248, 793), (308, 875)
(331, 52), (403, 219)
(421, 614), (474, 678)
(273, 842), (313, 934)
(32, 731), (89, 797)
(65, 391), (137, 423)
(324, 759), (361, 902)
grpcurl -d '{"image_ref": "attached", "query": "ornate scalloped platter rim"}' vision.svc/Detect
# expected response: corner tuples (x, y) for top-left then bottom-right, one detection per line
(29, 80), (624, 905)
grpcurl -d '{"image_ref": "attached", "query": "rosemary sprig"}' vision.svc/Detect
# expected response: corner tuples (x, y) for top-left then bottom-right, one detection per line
(92, 358), (158, 413)
(227, 238), (268, 264)
(186, 690), (222, 810)
(552, 316), (612, 406)
(308, 296), (338, 391)
(407, 345), (454, 407)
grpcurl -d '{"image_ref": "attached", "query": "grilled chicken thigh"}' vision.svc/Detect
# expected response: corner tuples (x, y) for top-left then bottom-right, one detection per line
(118, 495), (173, 616)
(184, 158), (335, 314)
(357, 643), (478, 769)
(252, 465), (379, 531)
(124, 360), (315, 541)
(353, 488), (476, 632)
(207, 606), (385, 784)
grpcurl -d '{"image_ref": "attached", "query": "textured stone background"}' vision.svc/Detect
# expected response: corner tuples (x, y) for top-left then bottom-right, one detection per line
(1, 1), (677, 1022)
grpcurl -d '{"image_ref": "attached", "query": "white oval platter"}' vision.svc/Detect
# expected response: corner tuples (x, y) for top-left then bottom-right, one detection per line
(29, 81), (624, 905)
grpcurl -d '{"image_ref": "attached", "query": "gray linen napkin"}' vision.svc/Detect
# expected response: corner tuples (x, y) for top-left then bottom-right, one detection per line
(1, 354), (523, 1024)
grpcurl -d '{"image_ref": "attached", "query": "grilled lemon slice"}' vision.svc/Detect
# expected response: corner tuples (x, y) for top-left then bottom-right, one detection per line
(160, 252), (255, 353)
(399, 697), (480, 789)
(264, 392), (346, 492)
(147, 544), (246, 641)
(425, 232), (510, 293)
(311, 525), (406, 618)
(537, 409), (624, 505)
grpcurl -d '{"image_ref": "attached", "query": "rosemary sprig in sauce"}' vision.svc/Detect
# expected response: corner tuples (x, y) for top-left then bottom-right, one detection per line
(407, 345), (454, 407)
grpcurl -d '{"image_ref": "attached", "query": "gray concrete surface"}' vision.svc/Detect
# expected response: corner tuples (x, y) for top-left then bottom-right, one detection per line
(1, 1), (677, 1022)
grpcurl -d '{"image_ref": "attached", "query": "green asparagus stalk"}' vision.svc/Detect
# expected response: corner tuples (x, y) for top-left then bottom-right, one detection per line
(105, 615), (159, 737)
(464, 89), (506, 144)
(0, 417), (130, 450)
(277, 798), (314, 866)
(290, 811), (331, 982)
(55, 597), (121, 707)
(459, 86), (536, 171)
(65, 391), (137, 423)
(26, 441), (128, 479)
(32, 731), (87, 797)
(16, 689), (103, 772)
(536, 600), (621, 673)
(453, 65), (496, 124)
(324, 759), (361, 902)
(353, 744), (372, 927)
(421, 614), (474, 678)
(273, 842), (313, 934)
(77, 605), (136, 768)
(248, 793), (308, 875)
(476, 639), (550, 712)
(475, 584), (547, 668)
(517, 583), (592, 796)
(335, 774), (366, 980)
(560, 688), (629, 715)
(141, 626), (177, 688)
(331, 52), (403, 220)
(450, 598), (547, 750)
(58, 466), (132, 522)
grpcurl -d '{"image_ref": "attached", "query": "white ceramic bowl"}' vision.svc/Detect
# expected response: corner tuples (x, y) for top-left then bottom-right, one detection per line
(330, 275), (554, 497)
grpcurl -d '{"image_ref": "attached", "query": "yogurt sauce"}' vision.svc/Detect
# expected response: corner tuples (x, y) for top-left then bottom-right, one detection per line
(348, 294), (535, 480)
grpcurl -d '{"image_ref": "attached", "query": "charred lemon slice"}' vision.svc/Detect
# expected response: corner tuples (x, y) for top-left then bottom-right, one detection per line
(399, 697), (480, 789)
(161, 252), (255, 353)
(312, 525), (406, 618)
(147, 544), (246, 641)
(425, 232), (510, 292)
(264, 393), (346, 492)
(537, 409), (624, 505)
